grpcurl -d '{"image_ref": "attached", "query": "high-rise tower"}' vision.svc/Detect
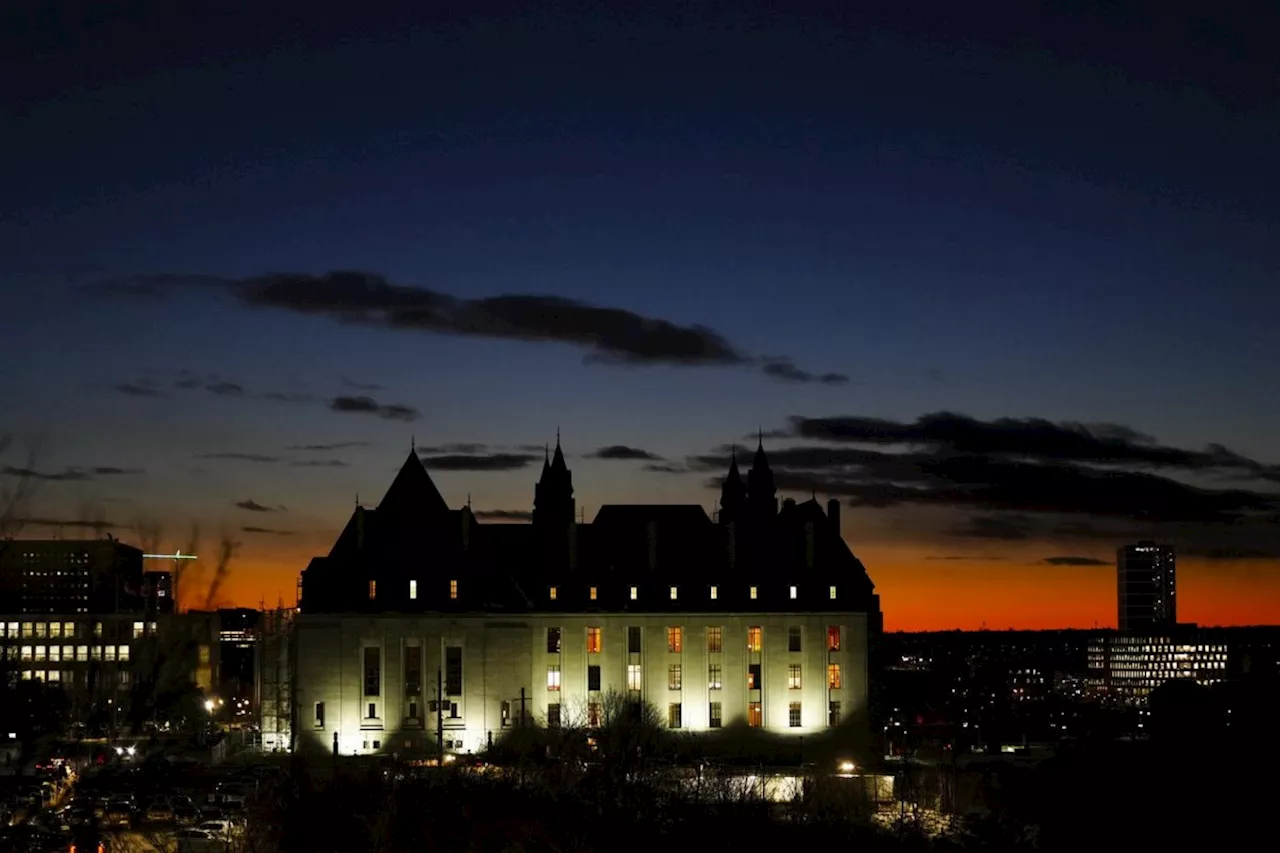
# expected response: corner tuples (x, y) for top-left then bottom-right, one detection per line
(1117, 541), (1176, 632)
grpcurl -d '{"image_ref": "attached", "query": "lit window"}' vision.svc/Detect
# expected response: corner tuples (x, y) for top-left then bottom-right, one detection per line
(789, 702), (802, 728)
(546, 665), (561, 691)
(117, 645), (129, 661)
(409, 580), (418, 600)
(627, 664), (642, 691)
(827, 663), (842, 689)
(49, 623), (62, 639)
(827, 626), (841, 651)
(630, 586), (638, 601)
(668, 702), (682, 729)
(707, 626), (722, 653)
(667, 627), (683, 653)
(748, 702), (762, 727)
(450, 579), (458, 600)
(789, 585), (797, 600)
(829, 585), (837, 600)
(709, 701), (723, 728)
(747, 626), (762, 652)
(709, 663), (723, 689)
(788, 664), (802, 689)
(133, 621), (145, 639)
(48, 646), (60, 662)
(549, 586), (558, 601)
(587, 627), (602, 653)
(668, 664), (682, 690)
(749, 586), (757, 600)
(368, 580), (377, 600)
(669, 586), (678, 600)
(710, 585), (718, 600)
(589, 586), (597, 601)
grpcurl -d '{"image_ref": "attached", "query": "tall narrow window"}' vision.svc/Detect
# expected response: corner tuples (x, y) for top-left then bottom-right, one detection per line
(449, 579), (458, 600)
(314, 702), (325, 727)
(708, 664), (722, 690)
(588, 703), (602, 727)
(668, 703), (682, 729)
(710, 585), (718, 600)
(789, 702), (802, 727)
(546, 627), (562, 654)
(404, 646), (422, 697)
(748, 664), (761, 690)
(589, 586), (597, 601)
(749, 585), (758, 600)
(409, 580), (418, 600)
(668, 664), (682, 690)
(829, 585), (837, 600)
(630, 586), (638, 601)
(828, 701), (842, 726)
(748, 702), (762, 727)
(587, 665), (601, 691)
(707, 626), (723, 654)
(547, 703), (562, 728)
(549, 586), (558, 601)
(587, 627), (602, 653)
(669, 586), (678, 600)
(709, 702), (723, 728)
(368, 580), (377, 601)
(789, 585), (798, 600)
(627, 664), (642, 691)
(444, 646), (463, 695)
(747, 626), (762, 652)
(788, 663), (802, 689)
(363, 647), (381, 696)
(628, 626), (642, 653)
(827, 663), (842, 689)
(666, 626), (683, 653)
(827, 626), (841, 652)
(546, 665), (561, 691)
(788, 626), (802, 652)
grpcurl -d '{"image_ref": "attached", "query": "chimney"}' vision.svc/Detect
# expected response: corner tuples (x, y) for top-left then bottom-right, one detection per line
(827, 499), (841, 537)
(647, 522), (658, 572)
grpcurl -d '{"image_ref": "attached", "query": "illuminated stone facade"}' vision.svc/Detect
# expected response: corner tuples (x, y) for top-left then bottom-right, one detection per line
(295, 441), (880, 756)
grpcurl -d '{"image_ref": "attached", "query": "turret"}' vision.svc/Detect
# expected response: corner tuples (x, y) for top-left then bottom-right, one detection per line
(719, 445), (747, 525)
(747, 432), (777, 519)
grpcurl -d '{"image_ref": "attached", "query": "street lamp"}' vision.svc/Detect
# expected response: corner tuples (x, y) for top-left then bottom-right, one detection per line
(204, 699), (215, 713)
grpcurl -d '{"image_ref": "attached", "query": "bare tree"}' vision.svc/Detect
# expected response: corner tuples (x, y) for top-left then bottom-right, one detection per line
(203, 531), (240, 610)
(0, 433), (41, 545)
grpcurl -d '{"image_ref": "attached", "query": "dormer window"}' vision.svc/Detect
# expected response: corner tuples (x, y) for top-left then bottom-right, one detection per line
(630, 586), (638, 601)
(789, 585), (798, 600)
(409, 580), (417, 600)
(710, 585), (718, 600)
(549, 586), (558, 601)
(829, 585), (837, 600)
(669, 586), (678, 601)
(589, 586), (597, 601)
(749, 586), (758, 600)
(368, 580), (377, 601)
(449, 579), (458, 600)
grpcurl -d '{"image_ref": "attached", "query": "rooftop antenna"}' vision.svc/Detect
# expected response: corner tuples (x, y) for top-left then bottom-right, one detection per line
(466, 492), (472, 510)
(411, 435), (415, 452)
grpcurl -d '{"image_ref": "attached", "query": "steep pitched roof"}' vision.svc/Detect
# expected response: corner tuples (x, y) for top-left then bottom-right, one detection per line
(379, 450), (450, 515)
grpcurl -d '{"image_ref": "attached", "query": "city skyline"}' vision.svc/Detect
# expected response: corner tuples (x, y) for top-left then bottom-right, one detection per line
(3, 6), (1278, 631)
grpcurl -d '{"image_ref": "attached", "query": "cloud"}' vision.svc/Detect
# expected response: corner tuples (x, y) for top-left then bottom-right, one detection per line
(194, 453), (281, 463)
(95, 270), (844, 381)
(588, 445), (661, 461)
(18, 517), (115, 531)
(205, 381), (245, 397)
(341, 377), (384, 391)
(924, 555), (1006, 561)
(241, 526), (293, 536)
(417, 443), (488, 455)
(287, 442), (371, 451)
(289, 459), (349, 468)
(1042, 556), (1111, 566)
(644, 463), (690, 474)
(760, 358), (849, 385)
(263, 391), (316, 404)
(950, 514), (1036, 541)
(1, 464), (140, 482)
(420, 453), (539, 472)
(235, 499), (284, 512)
(1182, 547), (1280, 560)
(328, 395), (421, 422)
(473, 509), (533, 521)
(112, 382), (168, 398)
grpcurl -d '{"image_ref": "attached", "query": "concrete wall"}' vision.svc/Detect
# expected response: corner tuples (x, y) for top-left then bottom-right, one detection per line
(294, 611), (868, 756)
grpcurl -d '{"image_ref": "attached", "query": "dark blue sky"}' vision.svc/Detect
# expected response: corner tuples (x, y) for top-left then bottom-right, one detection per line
(2, 2), (1278, 626)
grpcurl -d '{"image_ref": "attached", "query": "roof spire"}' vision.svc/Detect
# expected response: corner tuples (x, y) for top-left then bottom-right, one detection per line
(757, 426), (763, 450)
(411, 434), (415, 452)
(556, 426), (561, 448)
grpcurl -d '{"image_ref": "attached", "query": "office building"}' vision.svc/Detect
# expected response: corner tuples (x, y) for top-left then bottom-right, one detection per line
(1117, 542), (1176, 633)
(292, 439), (880, 756)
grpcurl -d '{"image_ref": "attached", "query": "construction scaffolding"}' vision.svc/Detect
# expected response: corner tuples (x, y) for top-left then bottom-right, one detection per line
(258, 604), (295, 752)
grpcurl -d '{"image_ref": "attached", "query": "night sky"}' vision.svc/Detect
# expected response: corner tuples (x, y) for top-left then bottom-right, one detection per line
(2, 3), (1278, 629)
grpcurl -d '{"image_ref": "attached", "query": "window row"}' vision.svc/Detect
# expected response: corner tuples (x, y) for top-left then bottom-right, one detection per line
(367, 581), (842, 603)
(551, 625), (842, 654)
(547, 662), (843, 691)
(543, 700), (844, 729)
(1, 621), (154, 640)
(3, 644), (131, 662)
